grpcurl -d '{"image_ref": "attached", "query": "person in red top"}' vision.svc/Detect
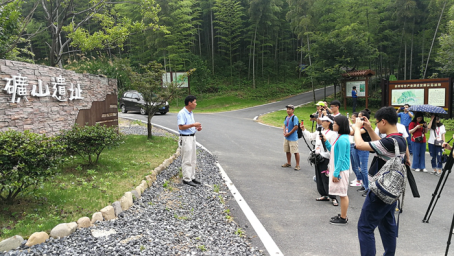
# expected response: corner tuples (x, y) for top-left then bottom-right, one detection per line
(409, 112), (429, 172)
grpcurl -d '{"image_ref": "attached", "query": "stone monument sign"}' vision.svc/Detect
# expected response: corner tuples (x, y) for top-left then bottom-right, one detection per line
(0, 59), (118, 136)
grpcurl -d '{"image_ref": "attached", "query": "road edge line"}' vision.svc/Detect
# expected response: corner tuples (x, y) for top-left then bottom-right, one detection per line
(214, 161), (284, 256)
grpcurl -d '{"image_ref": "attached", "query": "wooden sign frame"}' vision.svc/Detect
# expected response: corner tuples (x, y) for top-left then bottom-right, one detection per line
(387, 78), (453, 118)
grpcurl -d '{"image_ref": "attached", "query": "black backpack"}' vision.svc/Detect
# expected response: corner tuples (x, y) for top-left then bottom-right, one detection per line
(284, 115), (303, 139)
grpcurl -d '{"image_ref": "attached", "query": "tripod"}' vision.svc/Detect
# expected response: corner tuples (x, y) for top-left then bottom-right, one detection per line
(446, 214), (454, 256)
(422, 148), (453, 223)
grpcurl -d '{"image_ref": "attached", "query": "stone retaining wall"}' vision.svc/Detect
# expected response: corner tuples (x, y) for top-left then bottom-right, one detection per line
(0, 59), (117, 136)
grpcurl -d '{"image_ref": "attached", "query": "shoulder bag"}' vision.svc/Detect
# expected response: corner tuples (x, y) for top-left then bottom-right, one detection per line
(369, 138), (407, 205)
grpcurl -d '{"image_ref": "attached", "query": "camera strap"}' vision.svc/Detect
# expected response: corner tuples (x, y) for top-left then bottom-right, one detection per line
(300, 131), (314, 151)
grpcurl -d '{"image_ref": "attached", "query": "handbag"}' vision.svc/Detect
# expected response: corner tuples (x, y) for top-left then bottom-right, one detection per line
(434, 139), (443, 147)
(369, 138), (407, 205)
(414, 136), (423, 143)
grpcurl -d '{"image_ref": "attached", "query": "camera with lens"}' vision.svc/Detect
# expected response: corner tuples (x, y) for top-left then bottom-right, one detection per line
(310, 114), (315, 118)
(317, 127), (327, 151)
(400, 106), (405, 111)
(360, 117), (365, 121)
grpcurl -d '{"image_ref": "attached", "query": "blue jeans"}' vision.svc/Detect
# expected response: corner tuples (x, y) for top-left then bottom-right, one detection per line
(350, 144), (362, 181)
(357, 149), (370, 190)
(412, 142), (426, 169)
(358, 191), (397, 256)
(428, 143), (443, 169)
(405, 126), (412, 154)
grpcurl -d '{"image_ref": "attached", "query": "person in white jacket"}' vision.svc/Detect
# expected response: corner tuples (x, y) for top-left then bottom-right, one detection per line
(301, 115), (339, 206)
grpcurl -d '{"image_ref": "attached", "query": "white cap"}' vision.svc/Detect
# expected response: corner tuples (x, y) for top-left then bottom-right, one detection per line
(319, 115), (334, 123)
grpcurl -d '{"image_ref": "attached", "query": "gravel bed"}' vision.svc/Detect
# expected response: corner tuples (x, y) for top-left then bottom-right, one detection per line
(119, 124), (171, 137)
(3, 126), (263, 256)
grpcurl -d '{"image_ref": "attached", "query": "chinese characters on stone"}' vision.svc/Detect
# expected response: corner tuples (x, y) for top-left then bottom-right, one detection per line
(3, 74), (29, 103)
(3, 74), (83, 103)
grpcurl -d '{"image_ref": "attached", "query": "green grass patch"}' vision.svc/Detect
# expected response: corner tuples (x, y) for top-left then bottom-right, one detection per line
(0, 134), (178, 241)
(168, 84), (328, 113)
(178, 93), (268, 113)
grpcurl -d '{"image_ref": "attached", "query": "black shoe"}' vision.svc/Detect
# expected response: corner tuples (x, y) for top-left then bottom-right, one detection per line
(330, 214), (341, 220)
(192, 179), (201, 185)
(357, 186), (365, 192)
(183, 180), (197, 187)
(330, 216), (348, 225)
(331, 214), (348, 221)
(362, 190), (368, 197)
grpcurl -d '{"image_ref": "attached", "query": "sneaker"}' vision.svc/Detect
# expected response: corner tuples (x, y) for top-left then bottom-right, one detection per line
(422, 169), (429, 173)
(350, 181), (362, 187)
(331, 214), (341, 220)
(362, 190), (369, 197)
(429, 170), (436, 175)
(435, 172), (442, 177)
(414, 168), (421, 172)
(330, 216), (348, 225)
(357, 186), (365, 192)
(313, 176), (317, 182)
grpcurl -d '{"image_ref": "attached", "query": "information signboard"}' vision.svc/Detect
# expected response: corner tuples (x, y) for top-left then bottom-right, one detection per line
(346, 81), (366, 97)
(162, 72), (189, 88)
(388, 78), (451, 110)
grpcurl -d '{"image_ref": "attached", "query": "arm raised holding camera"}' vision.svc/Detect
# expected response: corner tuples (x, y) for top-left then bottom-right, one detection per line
(442, 134), (454, 150)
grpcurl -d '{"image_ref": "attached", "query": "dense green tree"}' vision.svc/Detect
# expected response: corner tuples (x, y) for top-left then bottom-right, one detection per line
(213, 0), (244, 79)
(155, 0), (200, 73)
(0, 0), (37, 61)
(435, 5), (454, 77)
(6, 0), (454, 94)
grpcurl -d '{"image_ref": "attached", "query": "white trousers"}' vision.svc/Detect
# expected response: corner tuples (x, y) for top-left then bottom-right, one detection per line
(180, 136), (196, 182)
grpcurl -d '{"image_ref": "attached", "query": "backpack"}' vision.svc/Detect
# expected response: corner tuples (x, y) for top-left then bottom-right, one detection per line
(369, 138), (407, 205)
(284, 115), (303, 139)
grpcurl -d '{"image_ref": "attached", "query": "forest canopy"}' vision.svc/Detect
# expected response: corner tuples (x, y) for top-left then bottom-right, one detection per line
(3, 0), (454, 94)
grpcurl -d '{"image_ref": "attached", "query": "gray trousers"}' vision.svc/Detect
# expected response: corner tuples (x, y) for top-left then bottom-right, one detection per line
(180, 136), (196, 182)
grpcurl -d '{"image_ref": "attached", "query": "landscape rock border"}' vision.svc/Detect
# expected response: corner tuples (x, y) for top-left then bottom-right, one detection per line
(0, 139), (181, 252)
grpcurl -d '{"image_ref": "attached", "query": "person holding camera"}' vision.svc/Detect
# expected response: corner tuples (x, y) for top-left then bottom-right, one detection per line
(349, 112), (363, 188)
(397, 104), (414, 154)
(442, 135), (454, 150)
(409, 112), (429, 172)
(322, 115), (351, 225)
(355, 109), (372, 197)
(427, 115), (446, 176)
(354, 107), (410, 256)
(301, 115), (339, 206)
(311, 101), (326, 130)
(315, 101), (333, 126)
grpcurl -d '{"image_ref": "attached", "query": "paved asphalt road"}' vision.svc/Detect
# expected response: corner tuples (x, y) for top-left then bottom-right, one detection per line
(120, 87), (454, 256)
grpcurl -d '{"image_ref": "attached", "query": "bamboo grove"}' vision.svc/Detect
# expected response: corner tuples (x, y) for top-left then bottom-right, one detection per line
(2, 0), (454, 94)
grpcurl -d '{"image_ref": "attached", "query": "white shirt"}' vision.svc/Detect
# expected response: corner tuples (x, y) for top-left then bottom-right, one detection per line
(302, 129), (338, 159)
(375, 123), (408, 139)
(428, 125), (446, 144)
